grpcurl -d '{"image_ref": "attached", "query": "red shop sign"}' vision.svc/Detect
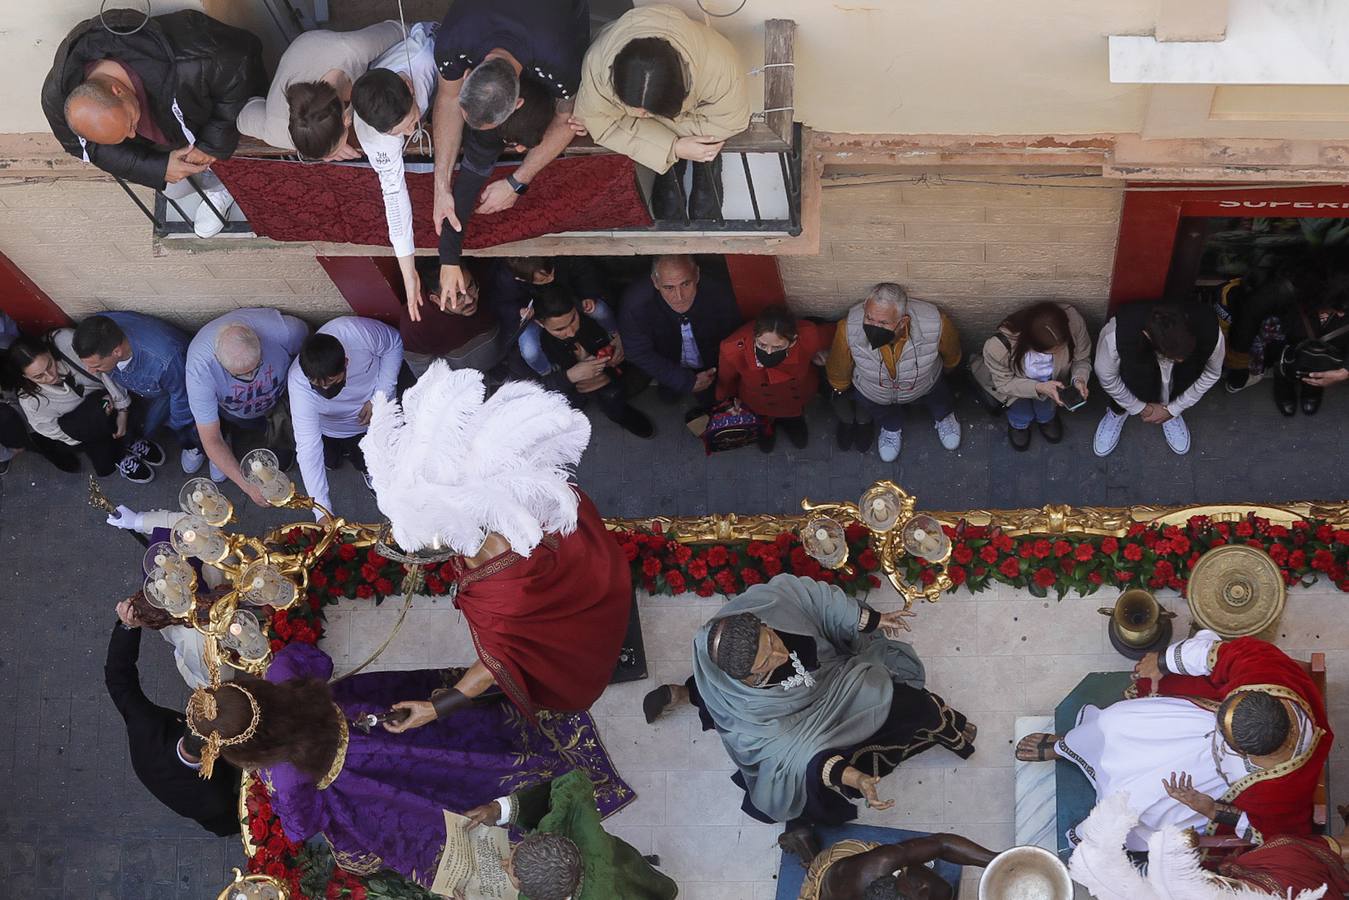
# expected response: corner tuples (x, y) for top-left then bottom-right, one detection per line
(1110, 183), (1349, 307)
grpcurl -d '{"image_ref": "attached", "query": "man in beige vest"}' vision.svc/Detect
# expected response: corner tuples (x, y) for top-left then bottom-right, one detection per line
(825, 283), (963, 462)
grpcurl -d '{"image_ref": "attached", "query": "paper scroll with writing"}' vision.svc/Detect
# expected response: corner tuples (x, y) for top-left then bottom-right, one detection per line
(429, 810), (519, 900)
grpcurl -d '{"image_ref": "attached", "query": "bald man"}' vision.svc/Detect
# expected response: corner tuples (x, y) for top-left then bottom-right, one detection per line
(185, 309), (309, 507)
(41, 8), (262, 189)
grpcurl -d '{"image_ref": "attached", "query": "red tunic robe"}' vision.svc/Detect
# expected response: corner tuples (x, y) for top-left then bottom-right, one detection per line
(1218, 835), (1349, 894)
(1155, 637), (1332, 842)
(452, 489), (631, 720)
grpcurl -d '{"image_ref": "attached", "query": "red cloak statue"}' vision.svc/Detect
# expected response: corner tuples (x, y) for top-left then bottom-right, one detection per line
(1157, 637), (1332, 842)
(452, 489), (631, 720)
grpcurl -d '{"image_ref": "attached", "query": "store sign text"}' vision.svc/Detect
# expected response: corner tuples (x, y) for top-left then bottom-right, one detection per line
(1216, 200), (1349, 210)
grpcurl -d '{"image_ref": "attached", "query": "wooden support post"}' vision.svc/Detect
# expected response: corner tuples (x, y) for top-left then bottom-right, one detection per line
(763, 19), (796, 146)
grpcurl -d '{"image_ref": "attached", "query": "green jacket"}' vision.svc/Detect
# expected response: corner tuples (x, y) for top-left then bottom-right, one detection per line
(510, 770), (678, 900)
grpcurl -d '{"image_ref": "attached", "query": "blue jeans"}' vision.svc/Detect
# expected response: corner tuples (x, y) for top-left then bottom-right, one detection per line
(518, 300), (619, 377)
(848, 372), (955, 431)
(1006, 395), (1057, 429)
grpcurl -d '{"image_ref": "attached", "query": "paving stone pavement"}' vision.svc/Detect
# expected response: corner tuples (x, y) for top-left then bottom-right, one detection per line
(0, 374), (1346, 897)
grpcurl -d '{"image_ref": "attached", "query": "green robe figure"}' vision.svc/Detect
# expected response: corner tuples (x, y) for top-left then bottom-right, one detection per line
(466, 769), (678, 900)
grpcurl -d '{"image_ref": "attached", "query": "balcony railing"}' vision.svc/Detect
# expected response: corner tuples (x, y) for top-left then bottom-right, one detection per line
(119, 19), (801, 244)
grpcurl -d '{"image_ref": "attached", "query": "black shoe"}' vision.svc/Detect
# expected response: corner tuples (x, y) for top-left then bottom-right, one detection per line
(643, 854), (662, 867)
(651, 166), (688, 223)
(835, 421), (853, 451)
(125, 437), (166, 466)
(37, 444), (81, 473)
(116, 453), (155, 484)
(854, 421), (875, 453)
(1273, 375), (1298, 417)
(616, 406), (655, 439)
(0, 458), (9, 476)
(779, 416), (809, 449)
(1302, 384), (1323, 416)
(758, 428), (777, 453)
(1037, 414), (1063, 444)
(1008, 424), (1031, 452)
(1225, 369), (1251, 393)
(642, 685), (676, 725)
(689, 157), (724, 223)
(777, 827), (821, 868)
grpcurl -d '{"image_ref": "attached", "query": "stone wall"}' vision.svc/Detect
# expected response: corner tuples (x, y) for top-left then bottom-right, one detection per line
(780, 174), (1124, 342)
(0, 179), (350, 330)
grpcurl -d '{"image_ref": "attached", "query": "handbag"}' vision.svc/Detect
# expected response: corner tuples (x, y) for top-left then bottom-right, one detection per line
(1275, 310), (1349, 379)
(965, 333), (1012, 415)
(694, 398), (770, 455)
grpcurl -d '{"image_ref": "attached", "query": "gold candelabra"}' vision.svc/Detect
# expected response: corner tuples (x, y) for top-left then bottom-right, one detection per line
(90, 449), (384, 683)
(799, 480), (954, 609)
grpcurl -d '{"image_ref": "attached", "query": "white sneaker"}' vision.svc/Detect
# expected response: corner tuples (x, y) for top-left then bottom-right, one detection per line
(1093, 409), (1127, 457)
(1161, 415), (1191, 455)
(933, 413), (962, 450)
(208, 461), (226, 483)
(181, 446), (205, 474)
(877, 427), (902, 462)
(193, 185), (235, 238)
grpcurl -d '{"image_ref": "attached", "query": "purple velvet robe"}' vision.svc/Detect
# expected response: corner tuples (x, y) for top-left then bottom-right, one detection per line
(261, 644), (633, 884)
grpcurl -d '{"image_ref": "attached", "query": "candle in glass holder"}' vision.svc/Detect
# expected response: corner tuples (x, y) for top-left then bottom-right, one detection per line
(251, 459), (274, 483)
(814, 527), (837, 556)
(871, 498), (887, 518)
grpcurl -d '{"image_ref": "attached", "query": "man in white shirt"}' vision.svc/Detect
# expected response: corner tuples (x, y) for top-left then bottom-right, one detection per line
(350, 23), (440, 317)
(1093, 301), (1224, 457)
(289, 316), (411, 520)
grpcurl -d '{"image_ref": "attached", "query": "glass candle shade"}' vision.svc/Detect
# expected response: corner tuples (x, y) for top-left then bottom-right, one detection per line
(179, 477), (233, 526)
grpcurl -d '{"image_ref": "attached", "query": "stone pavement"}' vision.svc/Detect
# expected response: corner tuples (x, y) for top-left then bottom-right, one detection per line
(0, 373), (1346, 897)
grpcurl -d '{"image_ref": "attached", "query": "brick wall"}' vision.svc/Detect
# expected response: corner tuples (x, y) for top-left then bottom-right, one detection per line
(780, 175), (1124, 344)
(0, 179), (350, 330)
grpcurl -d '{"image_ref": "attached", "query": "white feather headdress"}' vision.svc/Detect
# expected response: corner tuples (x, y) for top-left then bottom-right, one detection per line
(359, 363), (591, 556)
(1069, 793), (1330, 900)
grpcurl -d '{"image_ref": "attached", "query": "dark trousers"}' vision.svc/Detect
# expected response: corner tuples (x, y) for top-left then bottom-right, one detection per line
(58, 398), (125, 477)
(844, 372), (955, 430)
(219, 411), (294, 471)
(320, 363), (416, 470)
(0, 403), (81, 469)
(577, 366), (646, 422)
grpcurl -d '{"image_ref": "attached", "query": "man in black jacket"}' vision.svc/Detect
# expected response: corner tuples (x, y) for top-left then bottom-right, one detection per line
(619, 255), (742, 409)
(104, 620), (240, 836)
(42, 8), (263, 190)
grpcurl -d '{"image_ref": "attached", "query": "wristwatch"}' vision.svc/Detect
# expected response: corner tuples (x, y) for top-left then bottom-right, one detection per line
(506, 174), (529, 195)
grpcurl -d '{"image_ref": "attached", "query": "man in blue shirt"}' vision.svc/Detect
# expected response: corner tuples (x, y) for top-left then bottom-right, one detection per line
(74, 312), (201, 473)
(184, 308), (308, 507)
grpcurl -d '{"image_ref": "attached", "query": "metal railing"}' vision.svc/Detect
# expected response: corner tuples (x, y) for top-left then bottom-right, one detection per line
(114, 174), (249, 239)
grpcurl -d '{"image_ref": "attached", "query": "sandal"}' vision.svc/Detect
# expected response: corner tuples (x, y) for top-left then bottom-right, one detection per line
(1015, 732), (1060, 762)
(643, 685), (675, 725)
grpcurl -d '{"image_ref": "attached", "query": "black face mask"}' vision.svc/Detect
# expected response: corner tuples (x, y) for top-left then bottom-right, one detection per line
(863, 324), (896, 349)
(315, 379), (345, 399)
(755, 346), (789, 368)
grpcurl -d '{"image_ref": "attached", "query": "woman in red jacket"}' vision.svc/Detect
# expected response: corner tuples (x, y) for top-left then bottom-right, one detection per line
(717, 306), (831, 452)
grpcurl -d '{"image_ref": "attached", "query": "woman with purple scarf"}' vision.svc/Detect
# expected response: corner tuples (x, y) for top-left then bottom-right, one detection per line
(186, 642), (632, 884)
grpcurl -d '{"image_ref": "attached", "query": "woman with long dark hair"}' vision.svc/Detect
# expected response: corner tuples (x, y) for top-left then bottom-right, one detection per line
(4, 332), (162, 481)
(187, 642), (632, 888)
(980, 301), (1093, 451)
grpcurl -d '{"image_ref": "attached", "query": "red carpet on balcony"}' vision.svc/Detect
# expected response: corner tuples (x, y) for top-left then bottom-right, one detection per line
(212, 154), (652, 248)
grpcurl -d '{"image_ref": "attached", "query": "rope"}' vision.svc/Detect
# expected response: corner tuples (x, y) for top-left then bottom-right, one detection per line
(329, 567), (424, 683)
(395, 0), (433, 157)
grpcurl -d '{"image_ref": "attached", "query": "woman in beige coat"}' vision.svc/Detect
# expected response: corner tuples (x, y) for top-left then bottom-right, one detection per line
(575, 3), (749, 222)
(981, 301), (1093, 451)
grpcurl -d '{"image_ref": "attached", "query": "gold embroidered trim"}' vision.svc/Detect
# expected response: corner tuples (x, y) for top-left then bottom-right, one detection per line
(1207, 641), (1221, 673)
(326, 833), (383, 876)
(317, 705), (348, 790)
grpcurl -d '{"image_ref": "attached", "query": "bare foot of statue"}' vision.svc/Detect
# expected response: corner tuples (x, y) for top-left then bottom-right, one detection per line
(778, 825), (821, 868)
(963, 721), (978, 744)
(1015, 732), (1061, 762)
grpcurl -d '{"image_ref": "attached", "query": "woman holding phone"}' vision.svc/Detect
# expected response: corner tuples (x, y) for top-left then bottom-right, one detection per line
(980, 301), (1093, 451)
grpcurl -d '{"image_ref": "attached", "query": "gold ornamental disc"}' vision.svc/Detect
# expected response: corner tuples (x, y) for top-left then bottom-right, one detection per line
(1187, 545), (1286, 638)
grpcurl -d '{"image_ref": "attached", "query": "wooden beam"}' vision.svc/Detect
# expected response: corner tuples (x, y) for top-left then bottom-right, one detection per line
(763, 20), (796, 146)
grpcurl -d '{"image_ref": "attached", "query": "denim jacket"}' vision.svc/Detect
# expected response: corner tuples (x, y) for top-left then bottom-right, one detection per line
(102, 312), (194, 433)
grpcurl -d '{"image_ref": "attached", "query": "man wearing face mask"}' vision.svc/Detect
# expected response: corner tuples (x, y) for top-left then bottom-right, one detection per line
(717, 306), (831, 452)
(825, 283), (964, 461)
(288, 317), (413, 521)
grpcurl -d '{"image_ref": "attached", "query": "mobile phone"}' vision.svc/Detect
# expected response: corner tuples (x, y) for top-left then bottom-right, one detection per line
(1059, 384), (1087, 411)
